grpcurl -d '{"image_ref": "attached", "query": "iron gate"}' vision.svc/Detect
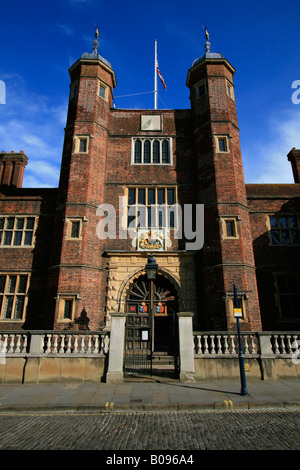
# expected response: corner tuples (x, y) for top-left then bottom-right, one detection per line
(124, 313), (152, 377)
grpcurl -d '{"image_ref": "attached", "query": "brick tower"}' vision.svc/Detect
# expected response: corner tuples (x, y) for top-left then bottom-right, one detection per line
(47, 29), (116, 330)
(186, 30), (262, 331)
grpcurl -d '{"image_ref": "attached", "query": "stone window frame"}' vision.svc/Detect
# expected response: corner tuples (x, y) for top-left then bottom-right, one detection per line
(131, 137), (173, 165)
(220, 216), (239, 239)
(0, 215), (37, 248)
(65, 217), (84, 240)
(125, 186), (178, 230)
(57, 294), (79, 323)
(74, 135), (90, 154)
(70, 80), (79, 100)
(226, 79), (235, 101)
(98, 81), (107, 100)
(0, 273), (30, 321)
(195, 79), (207, 99)
(215, 135), (229, 153)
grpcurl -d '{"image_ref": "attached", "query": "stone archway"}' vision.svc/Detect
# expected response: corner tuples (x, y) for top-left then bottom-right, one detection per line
(125, 272), (179, 354)
(105, 252), (197, 329)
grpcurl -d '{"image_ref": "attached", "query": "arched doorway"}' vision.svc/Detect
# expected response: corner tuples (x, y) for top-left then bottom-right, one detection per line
(124, 272), (179, 377)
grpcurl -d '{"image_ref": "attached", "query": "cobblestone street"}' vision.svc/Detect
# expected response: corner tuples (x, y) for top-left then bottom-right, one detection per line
(0, 409), (299, 451)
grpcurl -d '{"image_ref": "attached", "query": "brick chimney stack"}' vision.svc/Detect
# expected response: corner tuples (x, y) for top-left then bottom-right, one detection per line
(287, 148), (300, 183)
(0, 151), (28, 188)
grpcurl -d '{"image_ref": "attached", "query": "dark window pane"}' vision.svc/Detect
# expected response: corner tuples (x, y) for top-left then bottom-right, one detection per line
(4, 297), (13, 319)
(24, 232), (33, 245)
(167, 188), (175, 205)
(0, 218), (4, 229)
(7, 276), (16, 293)
(14, 296), (24, 319)
(158, 210), (164, 227)
(79, 139), (87, 152)
(137, 208), (146, 227)
(6, 218), (14, 230)
(64, 300), (73, 319)
(226, 221), (234, 237)
(169, 210), (175, 228)
(292, 230), (300, 244)
(18, 276), (27, 293)
(134, 140), (142, 163)
(128, 189), (136, 205)
(153, 141), (160, 163)
(73, 84), (78, 97)
(218, 138), (227, 152)
(148, 189), (155, 205)
(197, 83), (205, 97)
(26, 218), (35, 229)
(138, 189), (145, 205)
(157, 189), (165, 205)
(99, 85), (105, 98)
(0, 276), (6, 293)
(270, 217), (278, 228)
(16, 218), (24, 229)
(13, 231), (22, 245)
(271, 229), (280, 244)
(71, 221), (80, 238)
(147, 208), (152, 227)
(128, 215), (136, 227)
(281, 230), (291, 244)
(162, 140), (169, 163)
(279, 217), (288, 228)
(4, 232), (12, 245)
(144, 141), (151, 163)
(289, 216), (297, 228)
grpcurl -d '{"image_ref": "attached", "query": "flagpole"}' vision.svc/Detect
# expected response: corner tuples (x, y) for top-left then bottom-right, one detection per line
(154, 39), (157, 110)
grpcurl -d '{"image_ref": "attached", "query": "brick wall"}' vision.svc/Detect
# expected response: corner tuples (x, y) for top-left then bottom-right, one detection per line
(247, 184), (300, 330)
(0, 188), (57, 329)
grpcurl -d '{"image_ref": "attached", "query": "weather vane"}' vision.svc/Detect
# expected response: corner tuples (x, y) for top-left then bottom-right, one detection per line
(202, 25), (211, 53)
(93, 24), (99, 53)
(202, 25), (209, 40)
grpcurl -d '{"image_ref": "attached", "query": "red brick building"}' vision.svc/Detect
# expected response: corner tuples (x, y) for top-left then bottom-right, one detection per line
(0, 32), (299, 349)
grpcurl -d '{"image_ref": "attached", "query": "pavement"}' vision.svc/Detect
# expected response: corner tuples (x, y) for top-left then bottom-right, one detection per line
(0, 377), (299, 412)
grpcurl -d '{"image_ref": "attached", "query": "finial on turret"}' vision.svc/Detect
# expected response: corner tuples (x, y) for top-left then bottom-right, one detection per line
(202, 25), (211, 53)
(93, 25), (99, 52)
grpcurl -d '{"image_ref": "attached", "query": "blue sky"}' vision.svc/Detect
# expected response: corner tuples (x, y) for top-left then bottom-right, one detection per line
(0, 0), (300, 188)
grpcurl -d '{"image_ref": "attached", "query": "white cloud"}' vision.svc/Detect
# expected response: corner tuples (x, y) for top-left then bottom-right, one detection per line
(242, 107), (300, 184)
(0, 74), (66, 188)
(56, 23), (74, 37)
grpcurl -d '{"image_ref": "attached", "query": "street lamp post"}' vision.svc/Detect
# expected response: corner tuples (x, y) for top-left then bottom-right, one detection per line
(219, 282), (250, 396)
(233, 282), (248, 396)
(145, 254), (159, 357)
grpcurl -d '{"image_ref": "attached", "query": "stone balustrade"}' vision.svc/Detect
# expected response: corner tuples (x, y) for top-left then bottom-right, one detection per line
(0, 331), (110, 356)
(193, 331), (300, 357)
(0, 329), (299, 383)
(0, 329), (299, 360)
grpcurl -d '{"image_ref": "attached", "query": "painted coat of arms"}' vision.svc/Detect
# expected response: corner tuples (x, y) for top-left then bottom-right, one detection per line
(138, 229), (165, 251)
